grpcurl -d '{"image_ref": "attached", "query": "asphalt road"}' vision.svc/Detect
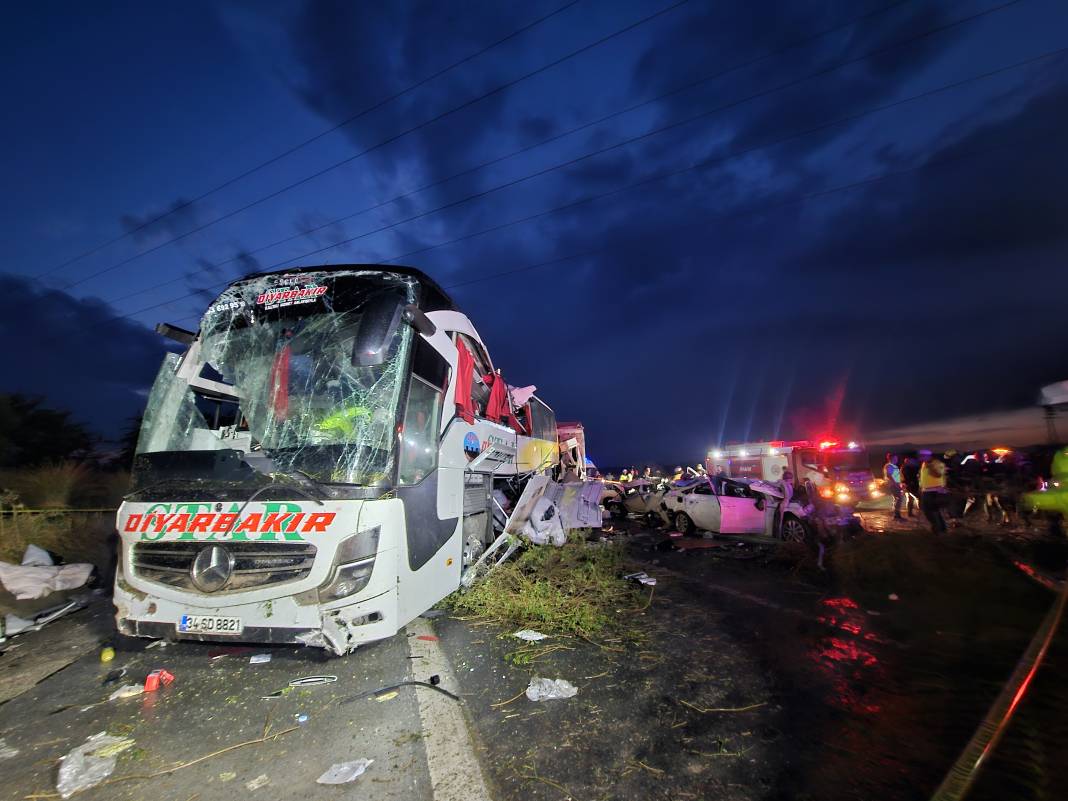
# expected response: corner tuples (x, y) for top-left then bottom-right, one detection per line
(0, 607), (485, 801)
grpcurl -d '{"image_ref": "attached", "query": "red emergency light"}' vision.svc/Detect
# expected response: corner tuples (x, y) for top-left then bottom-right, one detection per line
(819, 440), (839, 450)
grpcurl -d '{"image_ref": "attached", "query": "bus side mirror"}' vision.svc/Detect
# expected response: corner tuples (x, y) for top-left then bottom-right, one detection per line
(352, 294), (404, 367)
(401, 304), (436, 337)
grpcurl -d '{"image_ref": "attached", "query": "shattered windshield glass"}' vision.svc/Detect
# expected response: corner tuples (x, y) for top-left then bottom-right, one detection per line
(133, 269), (416, 494)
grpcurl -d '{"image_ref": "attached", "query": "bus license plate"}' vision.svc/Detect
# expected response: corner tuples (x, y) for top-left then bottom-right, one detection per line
(178, 615), (243, 635)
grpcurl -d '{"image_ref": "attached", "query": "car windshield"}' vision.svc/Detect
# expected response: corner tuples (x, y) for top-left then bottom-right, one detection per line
(824, 451), (870, 471)
(132, 270), (415, 496)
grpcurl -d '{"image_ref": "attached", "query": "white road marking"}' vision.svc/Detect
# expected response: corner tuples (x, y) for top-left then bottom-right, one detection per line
(406, 618), (493, 801)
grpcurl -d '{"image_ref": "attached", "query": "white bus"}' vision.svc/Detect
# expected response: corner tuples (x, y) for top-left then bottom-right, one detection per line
(115, 265), (569, 654)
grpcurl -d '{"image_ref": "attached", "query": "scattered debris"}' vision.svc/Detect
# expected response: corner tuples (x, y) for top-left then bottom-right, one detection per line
(218, 771), (237, 782)
(108, 684), (143, 701)
(289, 675), (337, 687)
(209, 646), (254, 661)
(100, 646), (115, 663)
(249, 653), (272, 665)
(317, 758), (374, 785)
(0, 545), (93, 600)
(416, 634), (439, 642)
(295, 713), (309, 725)
(145, 639), (167, 650)
(0, 738), (18, 761)
(419, 609), (446, 619)
(525, 677), (578, 702)
(374, 691), (399, 702)
(261, 687), (293, 700)
(338, 680), (460, 705)
(624, 571), (657, 586)
(513, 629), (549, 641)
(143, 669), (175, 692)
(56, 732), (135, 799)
(245, 773), (270, 791)
(102, 668), (127, 686)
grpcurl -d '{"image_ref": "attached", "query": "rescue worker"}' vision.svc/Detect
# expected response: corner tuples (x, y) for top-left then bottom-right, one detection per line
(672, 466), (684, 482)
(619, 468), (631, 483)
(901, 455), (921, 517)
(776, 469), (794, 537)
(919, 449), (948, 534)
(883, 453), (904, 521)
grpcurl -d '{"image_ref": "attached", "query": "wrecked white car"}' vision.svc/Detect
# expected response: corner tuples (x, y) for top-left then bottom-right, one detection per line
(662, 476), (810, 542)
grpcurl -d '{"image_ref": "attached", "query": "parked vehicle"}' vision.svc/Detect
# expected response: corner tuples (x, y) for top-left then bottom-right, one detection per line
(707, 439), (879, 506)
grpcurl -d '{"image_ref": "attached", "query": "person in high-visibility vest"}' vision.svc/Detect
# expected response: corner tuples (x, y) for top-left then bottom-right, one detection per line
(919, 449), (948, 533)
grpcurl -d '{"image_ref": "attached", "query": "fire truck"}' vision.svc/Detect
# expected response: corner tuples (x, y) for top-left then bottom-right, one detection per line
(114, 265), (598, 654)
(706, 440), (879, 506)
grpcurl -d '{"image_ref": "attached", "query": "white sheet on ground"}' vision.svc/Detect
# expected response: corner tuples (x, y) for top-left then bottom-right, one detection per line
(0, 546), (93, 600)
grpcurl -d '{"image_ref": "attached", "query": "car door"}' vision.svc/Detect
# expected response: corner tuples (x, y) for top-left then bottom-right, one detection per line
(683, 482), (721, 530)
(717, 480), (763, 533)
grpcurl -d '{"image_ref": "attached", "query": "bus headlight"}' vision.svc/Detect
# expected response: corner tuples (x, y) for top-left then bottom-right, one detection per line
(319, 527), (380, 602)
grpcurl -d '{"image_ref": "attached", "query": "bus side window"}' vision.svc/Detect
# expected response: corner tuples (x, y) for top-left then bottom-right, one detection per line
(453, 333), (491, 418)
(398, 340), (448, 485)
(528, 398), (556, 441)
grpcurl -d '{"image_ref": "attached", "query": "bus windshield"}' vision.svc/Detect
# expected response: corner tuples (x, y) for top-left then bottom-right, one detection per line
(132, 270), (415, 494)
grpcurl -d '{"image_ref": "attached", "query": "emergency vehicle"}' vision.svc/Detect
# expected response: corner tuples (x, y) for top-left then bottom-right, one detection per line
(706, 440), (879, 506)
(114, 265), (595, 654)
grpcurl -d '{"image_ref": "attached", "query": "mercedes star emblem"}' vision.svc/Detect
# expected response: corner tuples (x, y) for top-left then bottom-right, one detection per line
(190, 545), (234, 593)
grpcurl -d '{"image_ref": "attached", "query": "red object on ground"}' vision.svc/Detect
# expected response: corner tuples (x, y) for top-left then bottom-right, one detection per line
(144, 669), (175, 692)
(670, 538), (726, 551)
(416, 635), (439, 642)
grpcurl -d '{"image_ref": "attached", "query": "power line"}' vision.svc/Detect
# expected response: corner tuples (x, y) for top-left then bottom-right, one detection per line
(121, 42), (1066, 326)
(35, 0), (584, 279)
(58, 0), (694, 291)
(116, 0), (1029, 314)
(109, 0), (919, 307)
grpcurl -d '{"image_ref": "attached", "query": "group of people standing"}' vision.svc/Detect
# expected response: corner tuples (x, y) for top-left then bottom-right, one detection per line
(882, 448), (1038, 533)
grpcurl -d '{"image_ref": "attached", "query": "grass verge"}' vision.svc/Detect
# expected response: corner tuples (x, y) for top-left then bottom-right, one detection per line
(445, 537), (643, 637)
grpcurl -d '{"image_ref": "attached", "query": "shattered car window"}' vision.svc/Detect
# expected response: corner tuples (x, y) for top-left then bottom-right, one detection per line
(134, 270), (415, 489)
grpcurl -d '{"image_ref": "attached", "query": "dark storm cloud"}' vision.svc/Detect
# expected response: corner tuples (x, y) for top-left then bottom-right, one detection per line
(286, 0), (521, 191)
(186, 248), (262, 303)
(120, 196), (202, 243)
(0, 274), (171, 439)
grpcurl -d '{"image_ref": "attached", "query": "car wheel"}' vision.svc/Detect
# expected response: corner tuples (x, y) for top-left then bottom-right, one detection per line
(780, 514), (808, 543)
(674, 512), (695, 536)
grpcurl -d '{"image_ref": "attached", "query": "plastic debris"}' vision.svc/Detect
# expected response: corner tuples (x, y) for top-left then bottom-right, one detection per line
(145, 640), (167, 650)
(56, 732), (135, 799)
(419, 609), (446, 619)
(289, 675), (337, 687)
(100, 646), (115, 663)
(429, 674), (441, 686)
(295, 713), (309, 724)
(108, 683), (143, 701)
(513, 630), (548, 642)
(416, 634), (439, 642)
(0, 738), (18, 761)
(317, 759), (374, 785)
(525, 677), (578, 702)
(624, 571), (657, 587)
(218, 771), (236, 782)
(245, 774), (270, 791)
(144, 669), (175, 692)
(102, 668), (127, 685)
(374, 691), (399, 702)
(249, 653), (272, 664)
